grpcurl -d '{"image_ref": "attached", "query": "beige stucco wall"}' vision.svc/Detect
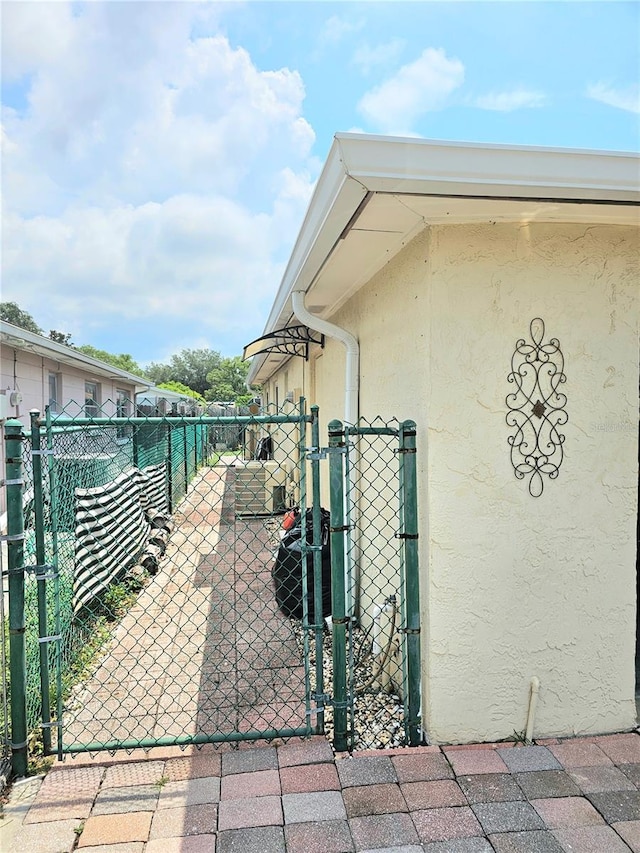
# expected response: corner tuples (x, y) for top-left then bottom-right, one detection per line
(262, 219), (639, 743)
(423, 221), (638, 743)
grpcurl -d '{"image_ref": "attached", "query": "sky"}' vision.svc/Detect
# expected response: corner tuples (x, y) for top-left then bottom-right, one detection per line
(1, 1), (638, 368)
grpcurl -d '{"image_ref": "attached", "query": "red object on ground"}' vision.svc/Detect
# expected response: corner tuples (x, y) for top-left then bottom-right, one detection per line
(282, 509), (298, 531)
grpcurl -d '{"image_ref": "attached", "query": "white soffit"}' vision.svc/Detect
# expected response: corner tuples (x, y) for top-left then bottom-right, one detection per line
(309, 194), (639, 321)
(248, 134), (640, 383)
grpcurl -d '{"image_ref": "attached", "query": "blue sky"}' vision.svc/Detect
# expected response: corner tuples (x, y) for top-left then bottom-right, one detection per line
(2, 1), (638, 368)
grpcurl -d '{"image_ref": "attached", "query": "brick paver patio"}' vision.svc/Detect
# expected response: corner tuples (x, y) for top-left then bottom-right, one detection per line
(3, 732), (640, 852)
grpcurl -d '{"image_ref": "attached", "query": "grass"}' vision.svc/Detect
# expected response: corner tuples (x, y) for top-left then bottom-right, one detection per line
(2, 567), (149, 775)
(207, 448), (240, 466)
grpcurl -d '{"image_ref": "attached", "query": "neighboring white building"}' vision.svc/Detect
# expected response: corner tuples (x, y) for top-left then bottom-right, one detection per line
(246, 134), (640, 745)
(136, 386), (204, 417)
(0, 321), (151, 516)
(1, 321), (150, 422)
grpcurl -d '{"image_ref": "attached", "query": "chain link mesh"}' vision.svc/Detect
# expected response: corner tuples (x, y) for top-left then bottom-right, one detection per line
(345, 420), (408, 750)
(13, 400), (319, 754)
(6, 404), (418, 757)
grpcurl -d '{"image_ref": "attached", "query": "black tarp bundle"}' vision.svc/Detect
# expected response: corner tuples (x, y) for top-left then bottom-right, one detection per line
(272, 508), (331, 622)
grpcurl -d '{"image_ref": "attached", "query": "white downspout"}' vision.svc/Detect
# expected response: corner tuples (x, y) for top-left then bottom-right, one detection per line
(291, 289), (361, 617)
(291, 291), (359, 425)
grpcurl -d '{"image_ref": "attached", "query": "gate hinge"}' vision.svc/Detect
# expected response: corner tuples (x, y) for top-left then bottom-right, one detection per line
(395, 533), (419, 540)
(32, 449), (55, 457)
(38, 634), (62, 644)
(395, 447), (417, 454)
(400, 627), (421, 635)
(1, 533), (25, 543)
(26, 564), (59, 580)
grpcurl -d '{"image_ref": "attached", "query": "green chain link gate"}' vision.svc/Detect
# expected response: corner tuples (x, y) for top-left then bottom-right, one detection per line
(327, 419), (421, 752)
(4, 402), (420, 772)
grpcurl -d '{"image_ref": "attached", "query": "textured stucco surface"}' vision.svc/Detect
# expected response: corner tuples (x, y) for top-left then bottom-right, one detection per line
(263, 220), (639, 744)
(423, 221), (638, 743)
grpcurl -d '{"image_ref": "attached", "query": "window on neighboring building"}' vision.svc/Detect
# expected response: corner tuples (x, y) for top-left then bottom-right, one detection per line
(116, 388), (131, 437)
(85, 381), (100, 417)
(48, 372), (60, 413)
(116, 388), (130, 418)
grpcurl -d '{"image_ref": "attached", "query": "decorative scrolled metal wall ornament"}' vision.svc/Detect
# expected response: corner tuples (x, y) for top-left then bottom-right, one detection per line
(506, 318), (568, 497)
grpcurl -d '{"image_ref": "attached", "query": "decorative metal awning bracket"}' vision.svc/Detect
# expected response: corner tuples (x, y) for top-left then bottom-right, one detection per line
(242, 325), (325, 362)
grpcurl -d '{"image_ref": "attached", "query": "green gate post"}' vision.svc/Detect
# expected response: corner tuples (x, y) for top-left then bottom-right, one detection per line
(183, 424), (188, 487)
(167, 426), (173, 513)
(399, 420), (421, 746)
(328, 420), (349, 752)
(309, 407), (324, 734)
(30, 411), (52, 754)
(132, 423), (140, 469)
(5, 419), (28, 777)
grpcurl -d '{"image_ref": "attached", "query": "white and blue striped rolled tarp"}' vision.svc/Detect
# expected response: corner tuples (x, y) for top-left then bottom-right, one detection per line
(73, 463), (167, 611)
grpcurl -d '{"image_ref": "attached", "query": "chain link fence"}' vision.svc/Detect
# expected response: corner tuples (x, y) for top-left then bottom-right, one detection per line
(5, 406), (215, 754)
(3, 403), (420, 766)
(4, 400), (321, 758)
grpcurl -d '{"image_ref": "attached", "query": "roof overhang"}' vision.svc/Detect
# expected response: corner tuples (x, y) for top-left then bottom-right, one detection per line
(0, 321), (151, 391)
(247, 133), (640, 385)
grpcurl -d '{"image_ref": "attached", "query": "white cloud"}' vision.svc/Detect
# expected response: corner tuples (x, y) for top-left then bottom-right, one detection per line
(357, 48), (464, 134)
(4, 192), (291, 343)
(587, 82), (640, 114)
(475, 89), (546, 112)
(317, 15), (363, 49)
(1, 3), (318, 358)
(352, 39), (406, 75)
(1, 1), (75, 79)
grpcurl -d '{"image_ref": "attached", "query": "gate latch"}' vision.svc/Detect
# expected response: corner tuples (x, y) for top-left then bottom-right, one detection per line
(306, 446), (347, 460)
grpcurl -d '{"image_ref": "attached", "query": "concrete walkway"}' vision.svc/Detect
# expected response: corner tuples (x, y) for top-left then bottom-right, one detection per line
(2, 731), (640, 852)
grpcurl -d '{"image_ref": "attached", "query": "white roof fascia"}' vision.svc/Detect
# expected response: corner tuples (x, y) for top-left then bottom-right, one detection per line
(138, 385), (200, 404)
(263, 144), (369, 334)
(335, 133), (640, 201)
(0, 321), (151, 391)
(247, 134), (640, 384)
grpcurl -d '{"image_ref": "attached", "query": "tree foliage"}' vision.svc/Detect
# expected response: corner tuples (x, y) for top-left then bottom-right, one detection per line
(76, 345), (147, 376)
(1, 301), (43, 334)
(206, 356), (252, 403)
(146, 348), (222, 397)
(2, 301), (255, 402)
(49, 330), (74, 346)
